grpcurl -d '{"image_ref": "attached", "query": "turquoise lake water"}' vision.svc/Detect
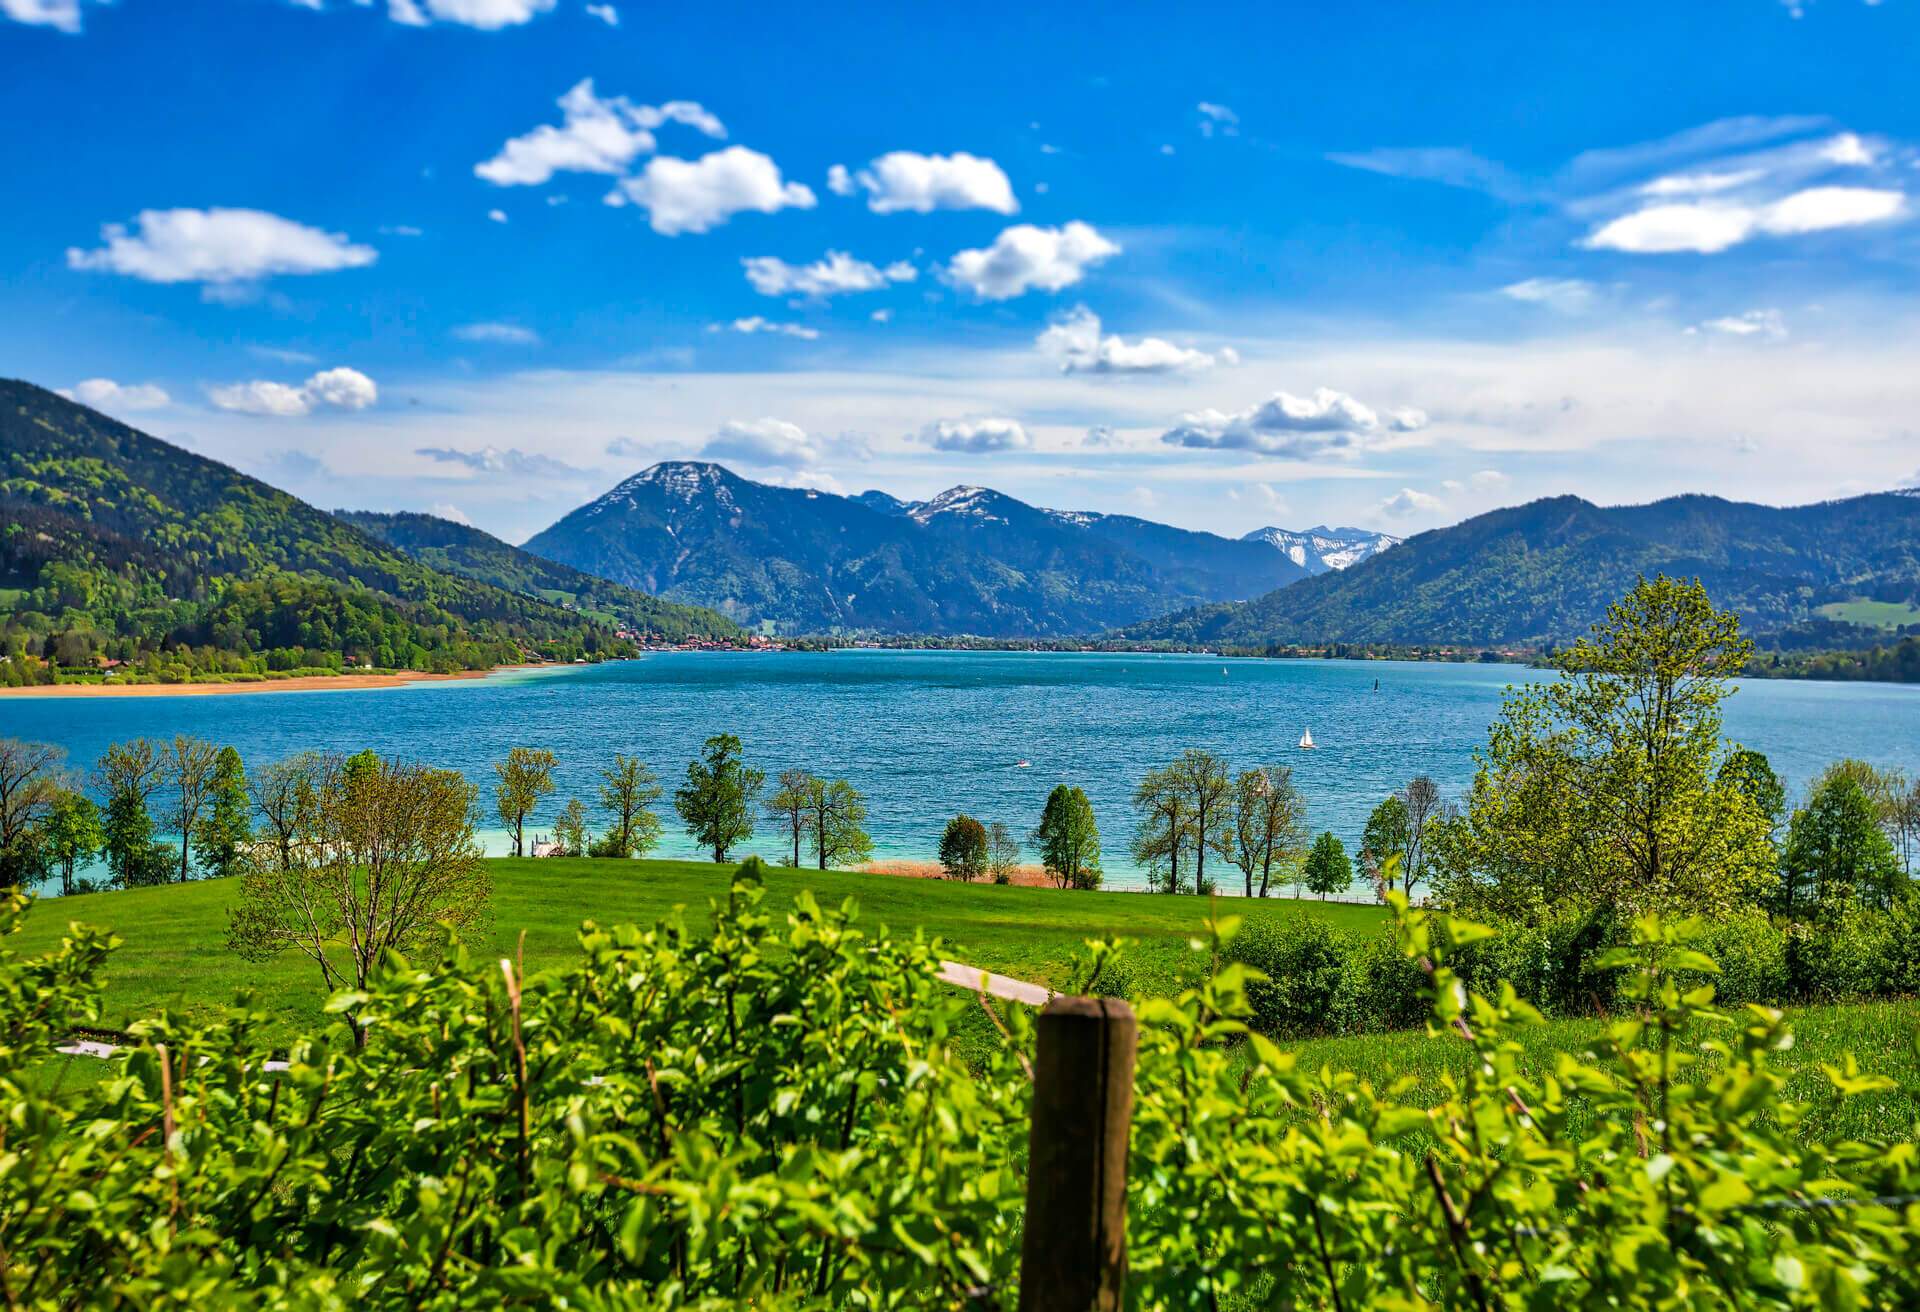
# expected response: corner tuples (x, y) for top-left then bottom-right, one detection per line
(9, 650), (1920, 892)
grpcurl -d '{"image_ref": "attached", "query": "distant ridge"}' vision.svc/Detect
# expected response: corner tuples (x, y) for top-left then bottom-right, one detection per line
(521, 461), (1314, 635)
(1120, 492), (1920, 647)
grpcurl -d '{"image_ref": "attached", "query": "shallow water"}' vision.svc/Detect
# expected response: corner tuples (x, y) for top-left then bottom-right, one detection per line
(10, 650), (1919, 891)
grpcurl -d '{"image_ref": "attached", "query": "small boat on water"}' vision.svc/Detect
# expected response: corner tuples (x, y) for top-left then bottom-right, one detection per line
(1015, 760), (1031, 768)
(1298, 729), (1316, 750)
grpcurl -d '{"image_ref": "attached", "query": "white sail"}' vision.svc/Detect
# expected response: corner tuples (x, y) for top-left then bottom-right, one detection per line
(1299, 729), (1315, 749)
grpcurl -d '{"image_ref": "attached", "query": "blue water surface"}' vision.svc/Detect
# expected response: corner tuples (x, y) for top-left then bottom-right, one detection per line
(8, 651), (1918, 891)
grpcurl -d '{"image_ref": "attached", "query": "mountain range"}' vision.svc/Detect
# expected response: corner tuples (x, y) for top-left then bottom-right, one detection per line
(0, 381), (736, 675)
(522, 462), (1388, 635)
(1120, 492), (1920, 648)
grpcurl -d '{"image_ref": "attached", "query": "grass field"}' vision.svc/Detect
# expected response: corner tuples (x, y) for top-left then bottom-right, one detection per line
(15, 858), (1919, 1140)
(1816, 598), (1920, 630)
(12, 857), (1384, 1038)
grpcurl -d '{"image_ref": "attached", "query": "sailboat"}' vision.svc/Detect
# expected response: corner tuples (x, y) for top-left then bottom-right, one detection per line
(1298, 729), (1315, 750)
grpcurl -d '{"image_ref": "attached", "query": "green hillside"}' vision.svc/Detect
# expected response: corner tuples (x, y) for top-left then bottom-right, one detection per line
(1122, 492), (1920, 649)
(0, 379), (633, 681)
(338, 509), (745, 643)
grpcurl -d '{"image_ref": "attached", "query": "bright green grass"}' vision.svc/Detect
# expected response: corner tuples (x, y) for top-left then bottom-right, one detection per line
(14, 857), (1382, 1038)
(1816, 598), (1920, 630)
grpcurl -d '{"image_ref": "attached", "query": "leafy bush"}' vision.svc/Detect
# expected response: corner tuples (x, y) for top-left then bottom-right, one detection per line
(7, 880), (1920, 1306)
(1229, 913), (1359, 1036)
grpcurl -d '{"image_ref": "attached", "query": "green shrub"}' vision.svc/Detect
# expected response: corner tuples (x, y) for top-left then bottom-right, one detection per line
(1684, 906), (1789, 1005)
(1229, 914), (1360, 1036)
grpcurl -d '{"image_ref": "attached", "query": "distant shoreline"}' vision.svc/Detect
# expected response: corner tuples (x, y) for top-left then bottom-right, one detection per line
(0, 667), (524, 699)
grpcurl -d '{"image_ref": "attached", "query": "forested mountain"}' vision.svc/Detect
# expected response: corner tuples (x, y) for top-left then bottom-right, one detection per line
(0, 379), (636, 678)
(1121, 493), (1920, 647)
(338, 510), (743, 642)
(521, 462), (1308, 634)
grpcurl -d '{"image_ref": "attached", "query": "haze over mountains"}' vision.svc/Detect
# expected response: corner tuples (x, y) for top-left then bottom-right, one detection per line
(522, 461), (1387, 635)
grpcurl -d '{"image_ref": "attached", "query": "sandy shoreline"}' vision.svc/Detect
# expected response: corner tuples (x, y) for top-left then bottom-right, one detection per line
(858, 859), (1056, 888)
(0, 667), (527, 698)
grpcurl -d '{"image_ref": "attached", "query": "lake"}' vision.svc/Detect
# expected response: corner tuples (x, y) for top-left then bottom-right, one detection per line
(10, 650), (1920, 892)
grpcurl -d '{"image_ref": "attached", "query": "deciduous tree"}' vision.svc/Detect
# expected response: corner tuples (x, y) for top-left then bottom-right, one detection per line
(765, 769), (816, 867)
(494, 747), (557, 858)
(674, 734), (763, 863)
(251, 751), (322, 871)
(96, 739), (168, 887)
(193, 745), (252, 879)
(1225, 765), (1308, 898)
(805, 777), (872, 870)
(1303, 830), (1351, 900)
(1452, 576), (1774, 921)
(1782, 774), (1903, 913)
(162, 735), (219, 884)
(1130, 763), (1191, 894)
(552, 798), (590, 857)
(595, 755), (662, 858)
(986, 821), (1021, 885)
(938, 814), (988, 881)
(227, 750), (488, 1047)
(1034, 784), (1101, 890)
(43, 789), (102, 896)
(0, 739), (61, 888)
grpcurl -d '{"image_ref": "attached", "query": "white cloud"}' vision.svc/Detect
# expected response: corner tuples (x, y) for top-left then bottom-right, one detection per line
(1379, 487), (1442, 517)
(1196, 102), (1239, 138)
(415, 445), (583, 477)
(2, 0), (90, 32)
(1500, 277), (1596, 313)
(385, 0), (555, 28)
(206, 367), (377, 418)
(714, 317), (820, 340)
(1161, 387), (1427, 457)
(487, 209), (509, 224)
(946, 221), (1120, 300)
(453, 321), (541, 345)
(1035, 306), (1225, 375)
(920, 417), (1032, 453)
(742, 250), (915, 298)
(870, 308), (893, 324)
(830, 151), (1018, 215)
(67, 208), (376, 287)
(474, 79), (723, 186)
(429, 502), (475, 525)
(1695, 308), (1788, 340)
(58, 379), (171, 412)
(1468, 469), (1510, 491)
(1582, 183), (1906, 254)
(702, 417), (820, 468)
(607, 146), (815, 235)
(249, 345), (317, 364)
(584, 2), (616, 24)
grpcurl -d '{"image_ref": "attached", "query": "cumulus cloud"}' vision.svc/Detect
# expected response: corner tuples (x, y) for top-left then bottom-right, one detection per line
(584, 2), (616, 23)
(947, 221), (1120, 300)
(702, 417), (820, 468)
(206, 367), (378, 418)
(712, 317), (820, 340)
(920, 417), (1032, 453)
(453, 321), (541, 345)
(827, 151), (1018, 214)
(1161, 387), (1427, 458)
(57, 379), (171, 412)
(1035, 306), (1226, 375)
(1196, 102), (1239, 138)
(67, 208), (376, 288)
(1500, 277), (1596, 313)
(741, 250), (915, 298)
(1469, 469), (1510, 491)
(474, 79), (723, 186)
(1693, 308), (1788, 340)
(2, 0), (92, 32)
(1582, 186), (1905, 253)
(429, 502), (475, 525)
(1379, 487), (1443, 517)
(606, 146), (815, 235)
(385, 0), (555, 28)
(415, 445), (584, 478)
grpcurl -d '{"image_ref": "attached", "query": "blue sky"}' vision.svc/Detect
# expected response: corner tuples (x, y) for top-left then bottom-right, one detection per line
(5, 0), (1919, 543)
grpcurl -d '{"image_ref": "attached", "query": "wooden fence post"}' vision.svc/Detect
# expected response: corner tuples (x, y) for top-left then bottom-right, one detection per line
(1017, 995), (1138, 1312)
